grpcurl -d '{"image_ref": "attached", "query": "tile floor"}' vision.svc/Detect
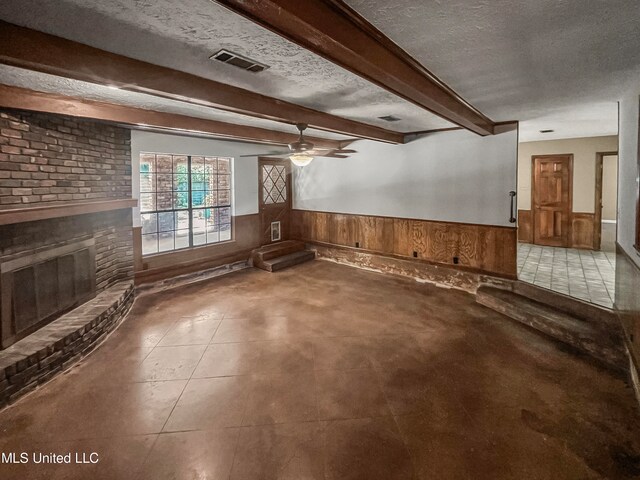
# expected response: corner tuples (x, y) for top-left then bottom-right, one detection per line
(1, 261), (639, 479)
(518, 243), (616, 308)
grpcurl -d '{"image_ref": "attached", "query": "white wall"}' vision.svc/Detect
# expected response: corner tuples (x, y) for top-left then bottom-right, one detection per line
(131, 130), (267, 226)
(293, 128), (518, 227)
(618, 93), (640, 267)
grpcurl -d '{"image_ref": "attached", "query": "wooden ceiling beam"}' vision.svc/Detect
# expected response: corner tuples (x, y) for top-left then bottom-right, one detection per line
(0, 21), (403, 144)
(0, 84), (344, 149)
(215, 0), (496, 136)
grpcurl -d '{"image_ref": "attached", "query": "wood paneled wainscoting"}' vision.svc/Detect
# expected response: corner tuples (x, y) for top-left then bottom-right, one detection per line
(518, 210), (597, 250)
(291, 210), (517, 278)
(517, 210), (533, 243)
(571, 213), (597, 249)
(133, 214), (261, 284)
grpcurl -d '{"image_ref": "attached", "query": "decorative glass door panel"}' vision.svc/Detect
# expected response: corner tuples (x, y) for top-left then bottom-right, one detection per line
(259, 159), (291, 245)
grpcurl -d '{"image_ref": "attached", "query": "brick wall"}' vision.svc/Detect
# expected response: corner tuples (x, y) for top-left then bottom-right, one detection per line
(0, 109), (131, 206)
(0, 108), (133, 295)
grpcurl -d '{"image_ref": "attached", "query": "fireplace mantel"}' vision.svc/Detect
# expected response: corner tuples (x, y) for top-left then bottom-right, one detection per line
(0, 198), (137, 226)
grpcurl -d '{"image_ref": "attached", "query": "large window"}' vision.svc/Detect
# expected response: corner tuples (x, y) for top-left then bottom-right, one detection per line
(139, 153), (232, 255)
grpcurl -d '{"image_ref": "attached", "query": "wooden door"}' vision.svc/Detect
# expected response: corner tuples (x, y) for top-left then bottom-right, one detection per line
(532, 154), (573, 247)
(258, 158), (292, 245)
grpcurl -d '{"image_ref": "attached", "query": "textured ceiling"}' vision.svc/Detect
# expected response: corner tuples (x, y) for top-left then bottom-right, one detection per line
(0, 0), (454, 133)
(0, 1), (635, 141)
(0, 65), (352, 142)
(345, 0), (640, 141)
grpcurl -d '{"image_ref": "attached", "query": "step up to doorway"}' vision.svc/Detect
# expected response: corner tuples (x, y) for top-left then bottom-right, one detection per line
(476, 286), (626, 371)
(252, 241), (315, 272)
(512, 281), (618, 328)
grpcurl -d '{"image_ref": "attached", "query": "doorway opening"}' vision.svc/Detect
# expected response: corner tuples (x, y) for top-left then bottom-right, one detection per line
(517, 139), (619, 309)
(595, 152), (619, 252)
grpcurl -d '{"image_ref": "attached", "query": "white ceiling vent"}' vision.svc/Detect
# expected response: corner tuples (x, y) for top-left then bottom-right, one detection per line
(210, 49), (269, 73)
(378, 115), (401, 122)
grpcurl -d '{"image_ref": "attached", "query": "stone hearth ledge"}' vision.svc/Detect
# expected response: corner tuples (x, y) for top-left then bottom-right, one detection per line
(0, 281), (134, 408)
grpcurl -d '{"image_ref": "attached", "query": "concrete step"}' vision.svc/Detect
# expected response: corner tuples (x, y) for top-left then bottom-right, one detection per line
(261, 250), (315, 272)
(252, 240), (306, 263)
(476, 286), (626, 372)
(513, 281), (618, 328)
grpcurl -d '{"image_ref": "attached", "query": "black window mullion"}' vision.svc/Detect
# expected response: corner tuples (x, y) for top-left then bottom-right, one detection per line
(141, 152), (233, 254)
(187, 155), (194, 247)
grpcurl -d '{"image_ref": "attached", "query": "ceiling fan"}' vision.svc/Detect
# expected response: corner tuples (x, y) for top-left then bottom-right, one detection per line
(240, 123), (356, 166)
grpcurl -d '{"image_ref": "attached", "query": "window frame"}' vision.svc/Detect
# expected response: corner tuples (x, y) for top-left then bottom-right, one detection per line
(138, 152), (233, 256)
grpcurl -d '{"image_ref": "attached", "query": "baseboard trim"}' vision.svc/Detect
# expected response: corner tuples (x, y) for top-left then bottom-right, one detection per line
(299, 239), (517, 280)
(134, 248), (254, 285)
(136, 260), (250, 296)
(308, 243), (513, 294)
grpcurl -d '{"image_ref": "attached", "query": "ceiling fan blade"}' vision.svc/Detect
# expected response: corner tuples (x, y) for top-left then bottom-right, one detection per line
(298, 148), (327, 155)
(239, 151), (289, 157)
(333, 149), (357, 154)
(245, 124), (355, 160)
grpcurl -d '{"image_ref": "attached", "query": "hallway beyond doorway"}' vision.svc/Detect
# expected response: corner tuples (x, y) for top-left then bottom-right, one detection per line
(517, 243), (615, 308)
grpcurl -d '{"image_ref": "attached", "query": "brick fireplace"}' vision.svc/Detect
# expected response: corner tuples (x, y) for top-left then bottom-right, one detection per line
(0, 108), (135, 396)
(0, 210), (133, 348)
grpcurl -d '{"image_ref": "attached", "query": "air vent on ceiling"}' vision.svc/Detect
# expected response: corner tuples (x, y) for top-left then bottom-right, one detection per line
(539, 129), (555, 133)
(378, 115), (401, 122)
(210, 49), (269, 73)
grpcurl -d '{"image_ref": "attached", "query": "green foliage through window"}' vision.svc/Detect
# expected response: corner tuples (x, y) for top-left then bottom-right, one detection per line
(139, 153), (232, 255)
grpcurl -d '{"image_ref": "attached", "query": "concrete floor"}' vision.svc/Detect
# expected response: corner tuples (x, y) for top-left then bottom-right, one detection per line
(518, 243), (616, 308)
(1, 261), (639, 479)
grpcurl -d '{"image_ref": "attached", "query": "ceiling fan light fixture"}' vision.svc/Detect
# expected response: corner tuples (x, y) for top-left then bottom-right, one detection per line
(290, 153), (314, 167)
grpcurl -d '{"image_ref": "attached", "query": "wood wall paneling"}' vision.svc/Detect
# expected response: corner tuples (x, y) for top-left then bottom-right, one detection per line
(517, 210), (532, 243)
(333, 213), (358, 247)
(570, 213), (596, 249)
(518, 209), (596, 250)
(393, 219), (413, 257)
(291, 210), (517, 278)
